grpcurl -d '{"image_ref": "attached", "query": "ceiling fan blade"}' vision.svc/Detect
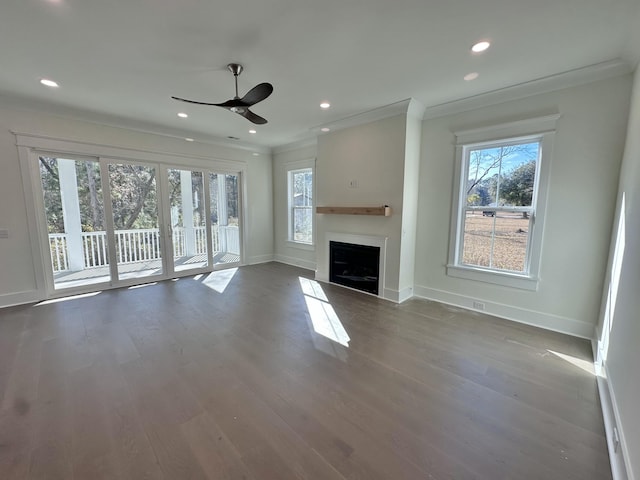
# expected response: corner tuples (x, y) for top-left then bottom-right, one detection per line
(239, 83), (273, 106)
(171, 96), (221, 106)
(172, 96), (242, 108)
(212, 98), (243, 108)
(238, 109), (268, 125)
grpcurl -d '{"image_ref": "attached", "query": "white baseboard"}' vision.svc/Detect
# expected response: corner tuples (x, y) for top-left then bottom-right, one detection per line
(398, 286), (413, 303)
(274, 254), (316, 271)
(382, 286), (413, 304)
(0, 289), (41, 308)
(245, 254), (274, 265)
(413, 284), (594, 339)
(596, 363), (632, 480)
(315, 271), (328, 283)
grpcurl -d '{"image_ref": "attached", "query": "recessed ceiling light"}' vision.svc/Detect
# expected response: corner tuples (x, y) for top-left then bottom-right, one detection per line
(252, 152), (260, 156)
(320, 102), (331, 109)
(177, 112), (188, 118)
(321, 127), (330, 132)
(40, 78), (59, 88)
(249, 129), (257, 134)
(471, 41), (490, 53)
(464, 72), (479, 81)
(185, 138), (194, 142)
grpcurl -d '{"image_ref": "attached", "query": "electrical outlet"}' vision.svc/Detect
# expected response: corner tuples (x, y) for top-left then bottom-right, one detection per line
(472, 301), (485, 311)
(348, 179), (358, 188)
(0, 229), (8, 239)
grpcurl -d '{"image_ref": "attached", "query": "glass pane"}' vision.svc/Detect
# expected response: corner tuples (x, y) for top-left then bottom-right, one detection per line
(466, 142), (539, 210)
(293, 170), (313, 207)
(463, 140), (539, 273)
(462, 210), (530, 272)
(209, 173), (240, 266)
(109, 163), (163, 280)
(462, 211), (492, 268)
(39, 156), (110, 289)
(168, 169), (207, 272)
(492, 213), (530, 272)
(294, 207), (312, 243)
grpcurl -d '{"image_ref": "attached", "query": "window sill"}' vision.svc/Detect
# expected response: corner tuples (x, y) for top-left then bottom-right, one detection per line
(286, 240), (315, 251)
(446, 264), (538, 291)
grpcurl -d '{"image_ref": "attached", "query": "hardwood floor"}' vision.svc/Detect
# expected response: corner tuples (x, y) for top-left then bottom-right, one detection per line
(0, 262), (611, 479)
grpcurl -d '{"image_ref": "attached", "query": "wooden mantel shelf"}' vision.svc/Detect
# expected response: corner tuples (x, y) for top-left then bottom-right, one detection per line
(316, 206), (392, 216)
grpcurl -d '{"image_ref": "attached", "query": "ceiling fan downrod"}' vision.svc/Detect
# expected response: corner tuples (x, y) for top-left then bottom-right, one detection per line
(228, 63), (243, 99)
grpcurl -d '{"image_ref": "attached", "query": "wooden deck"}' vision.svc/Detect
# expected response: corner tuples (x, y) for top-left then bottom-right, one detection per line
(53, 252), (240, 289)
(0, 262), (611, 479)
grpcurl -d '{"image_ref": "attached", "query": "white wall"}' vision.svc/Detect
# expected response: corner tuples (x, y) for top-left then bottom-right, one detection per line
(414, 75), (632, 338)
(397, 113), (421, 299)
(315, 114), (408, 300)
(0, 101), (273, 306)
(272, 142), (317, 270)
(598, 66), (640, 480)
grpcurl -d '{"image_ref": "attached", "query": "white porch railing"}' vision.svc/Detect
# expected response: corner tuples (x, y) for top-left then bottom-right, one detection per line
(49, 225), (240, 273)
(49, 233), (69, 272)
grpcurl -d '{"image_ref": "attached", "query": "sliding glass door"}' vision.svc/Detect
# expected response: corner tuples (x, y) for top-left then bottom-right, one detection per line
(38, 155), (111, 290)
(167, 168), (208, 273)
(36, 153), (242, 294)
(209, 173), (241, 268)
(107, 162), (164, 281)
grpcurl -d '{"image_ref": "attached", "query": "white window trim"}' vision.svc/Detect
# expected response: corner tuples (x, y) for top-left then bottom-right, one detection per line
(286, 160), (315, 246)
(447, 114), (560, 290)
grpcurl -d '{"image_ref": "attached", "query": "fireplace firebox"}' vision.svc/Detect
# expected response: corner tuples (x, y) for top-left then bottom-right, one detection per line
(329, 241), (380, 295)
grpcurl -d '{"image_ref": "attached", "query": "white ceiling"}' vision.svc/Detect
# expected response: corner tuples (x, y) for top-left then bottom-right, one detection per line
(1, 0), (639, 149)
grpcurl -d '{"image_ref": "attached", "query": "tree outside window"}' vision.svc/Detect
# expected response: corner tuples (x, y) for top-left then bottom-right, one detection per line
(460, 140), (540, 273)
(289, 168), (313, 244)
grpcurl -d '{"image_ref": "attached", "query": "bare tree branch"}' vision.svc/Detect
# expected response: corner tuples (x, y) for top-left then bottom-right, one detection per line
(39, 156), (59, 180)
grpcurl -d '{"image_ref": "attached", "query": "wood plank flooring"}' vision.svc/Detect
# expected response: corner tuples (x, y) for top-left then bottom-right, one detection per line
(0, 262), (611, 479)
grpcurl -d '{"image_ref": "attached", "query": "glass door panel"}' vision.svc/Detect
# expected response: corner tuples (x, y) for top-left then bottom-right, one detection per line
(38, 156), (110, 290)
(168, 169), (208, 272)
(108, 163), (163, 280)
(209, 173), (241, 267)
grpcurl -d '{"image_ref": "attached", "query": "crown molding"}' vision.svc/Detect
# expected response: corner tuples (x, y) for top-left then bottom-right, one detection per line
(407, 98), (426, 120)
(272, 137), (318, 155)
(423, 59), (633, 121)
(310, 98), (420, 134)
(0, 93), (271, 156)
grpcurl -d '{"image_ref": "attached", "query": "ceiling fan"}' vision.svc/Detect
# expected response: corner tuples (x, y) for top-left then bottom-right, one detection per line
(172, 63), (273, 125)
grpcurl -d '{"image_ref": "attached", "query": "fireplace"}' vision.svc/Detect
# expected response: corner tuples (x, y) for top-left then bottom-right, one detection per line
(329, 241), (380, 295)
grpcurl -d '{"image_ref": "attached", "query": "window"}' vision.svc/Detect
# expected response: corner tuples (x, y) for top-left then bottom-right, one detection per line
(288, 167), (313, 244)
(448, 115), (558, 289)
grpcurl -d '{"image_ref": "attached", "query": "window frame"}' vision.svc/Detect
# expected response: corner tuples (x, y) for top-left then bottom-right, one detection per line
(287, 165), (314, 247)
(447, 115), (559, 290)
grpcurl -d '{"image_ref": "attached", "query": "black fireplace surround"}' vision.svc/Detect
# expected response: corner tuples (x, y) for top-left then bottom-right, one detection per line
(329, 241), (380, 295)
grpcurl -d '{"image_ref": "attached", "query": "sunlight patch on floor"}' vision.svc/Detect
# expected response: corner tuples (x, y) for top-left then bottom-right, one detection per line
(299, 277), (350, 348)
(128, 282), (157, 289)
(547, 350), (595, 375)
(203, 268), (238, 293)
(299, 276), (328, 301)
(35, 291), (101, 306)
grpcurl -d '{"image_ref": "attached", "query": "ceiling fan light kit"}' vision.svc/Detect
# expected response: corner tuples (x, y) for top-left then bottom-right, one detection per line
(171, 63), (273, 125)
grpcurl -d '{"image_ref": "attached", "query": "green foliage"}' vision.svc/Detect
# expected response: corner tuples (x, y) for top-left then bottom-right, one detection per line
(466, 193), (481, 206)
(108, 164), (158, 229)
(209, 174), (239, 225)
(39, 157), (105, 233)
(39, 158), (242, 234)
(500, 160), (536, 206)
(39, 157), (63, 233)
